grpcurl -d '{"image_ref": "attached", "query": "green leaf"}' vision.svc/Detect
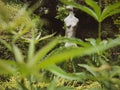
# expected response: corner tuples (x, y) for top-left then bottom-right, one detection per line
(38, 46), (98, 68)
(46, 65), (86, 81)
(85, 0), (101, 20)
(38, 36), (120, 69)
(27, 37), (35, 62)
(59, 37), (91, 47)
(101, 2), (120, 21)
(85, 38), (97, 46)
(35, 33), (55, 44)
(28, 39), (59, 66)
(12, 44), (24, 64)
(101, 9), (120, 21)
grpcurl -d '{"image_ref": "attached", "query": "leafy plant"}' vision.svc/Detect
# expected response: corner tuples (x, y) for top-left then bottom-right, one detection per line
(56, 5), (69, 21)
(78, 63), (120, 90)
(1, 0), (120, 89)
(60, 0), (120, 40)
(1, 35), (120, 89)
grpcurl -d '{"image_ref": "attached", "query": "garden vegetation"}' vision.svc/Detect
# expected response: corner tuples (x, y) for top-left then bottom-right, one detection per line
(0, 0), (120, 90)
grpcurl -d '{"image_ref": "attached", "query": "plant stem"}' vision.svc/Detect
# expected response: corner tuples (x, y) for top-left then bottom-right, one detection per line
(98, 22), (101, 41)
(98, 0), (102, 41)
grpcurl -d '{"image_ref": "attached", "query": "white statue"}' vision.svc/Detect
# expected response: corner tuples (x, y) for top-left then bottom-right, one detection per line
(64, 6), (79, 47)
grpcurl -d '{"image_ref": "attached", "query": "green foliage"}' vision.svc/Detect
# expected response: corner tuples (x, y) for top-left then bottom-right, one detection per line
(1, 35), (120, 89)
(60, 0), (120, 40)
(78, 64), (120, 90)
(0, 0), (54, 59)
(60, 0), (120, 22)
(56, 5), (69, 21)
(0, 0), (120, 90)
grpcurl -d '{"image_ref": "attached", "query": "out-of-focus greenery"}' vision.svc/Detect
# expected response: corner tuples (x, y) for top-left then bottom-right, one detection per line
(56, 5), (68, 22)
(0, 0), (120, 90)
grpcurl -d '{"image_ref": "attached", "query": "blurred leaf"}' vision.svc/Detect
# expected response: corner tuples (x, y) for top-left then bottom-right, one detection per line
(0, 39), (12, 52)
(12, 44), (24, 64)
(47, 77), (59, 90)
(28, 39), (59, 66)
(0, 59), (16, 74)
(27, 37), (35, 62)
(60, 37), (91, 47)
(28, 0), (43, 14)
(110, 66), (120, 78)
(35, 33), (55, 44)
(8, 6), (27, 30)
(46, 65), (86, 81)
(0, 16), (7, 30)
(38, 37), (120, 69)
(13, 18), (38, 42)
(85, 38), (97, 46)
